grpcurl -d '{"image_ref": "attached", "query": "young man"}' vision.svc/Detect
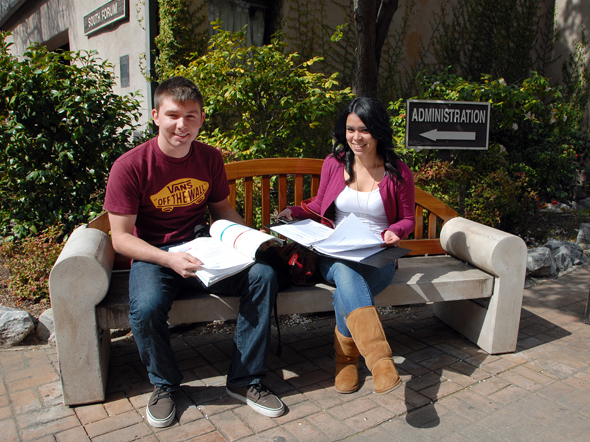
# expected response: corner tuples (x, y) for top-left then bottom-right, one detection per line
(104, 76), (284, 427)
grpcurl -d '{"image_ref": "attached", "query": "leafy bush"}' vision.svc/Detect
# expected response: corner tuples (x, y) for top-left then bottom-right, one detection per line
(0, 225), (64, 301)
(0, 32), (142, 237)
(391, 70), (589, 233)
(175, 24), (354, 160)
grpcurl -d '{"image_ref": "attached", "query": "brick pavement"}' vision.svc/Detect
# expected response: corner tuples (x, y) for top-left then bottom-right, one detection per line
(1, 265), (590, 441)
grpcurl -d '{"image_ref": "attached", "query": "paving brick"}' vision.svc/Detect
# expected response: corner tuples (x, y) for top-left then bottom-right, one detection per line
(183, 431), (228, 442)
(74, 403), (108, 425)
(437, 390), (501, 422)
(91, 422), (152, 442)
(325, 396), (377, 421)
(343, 405), (393, 433)
(306, 411), (355, 440)
(16, 404), (75, 429)
(232, 404), (278, 433)
(0, 405), (12, 421)
(38, 380), (63, 407)
(405, 371), (443, 392)
(104, 393), (134, 416)
(239, 426), (297, 442)
(419, 379), (464, 401)
(7, 370), (59, 393)
(0, 418), (19, 442)
(283, 418), (331, 442)
(487, 384), (529, 405)
(20, 415), (80, 441)
(447, 360), (491, 381)
(208, 410), (253, 440)
(285, 369), (332, 389)
(10, 388), (42, 414)
(55, 426), (91, 442)
(299, 384), (342, 410)
(274, 400), (322, 424)
(369, 391), (408, 416)
(497, 370), (546, 392)
(84, 410), (144, 438)
(157, 417), (217, 442)
(468, 376), (511, 397)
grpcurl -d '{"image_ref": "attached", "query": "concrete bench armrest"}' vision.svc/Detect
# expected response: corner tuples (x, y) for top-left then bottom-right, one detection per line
(50, 225), (114, 307)
(440, 216), (527, 279)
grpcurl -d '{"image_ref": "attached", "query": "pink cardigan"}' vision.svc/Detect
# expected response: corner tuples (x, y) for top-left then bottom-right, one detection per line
(289, 155), (416, 240)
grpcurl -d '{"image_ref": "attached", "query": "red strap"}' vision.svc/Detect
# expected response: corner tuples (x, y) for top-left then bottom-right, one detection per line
(300, 197), (335, 229)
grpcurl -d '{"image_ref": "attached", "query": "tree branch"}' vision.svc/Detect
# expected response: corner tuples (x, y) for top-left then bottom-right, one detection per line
(375, 0), (399, 68)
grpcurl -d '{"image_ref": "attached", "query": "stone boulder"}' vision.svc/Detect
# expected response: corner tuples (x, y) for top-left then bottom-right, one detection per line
(0, 306), (34, 346)
(527, 247), (557, 277)
(576, 223), (590, 250)
(545, 239), (586, 271)
(37, 308), (55, 343)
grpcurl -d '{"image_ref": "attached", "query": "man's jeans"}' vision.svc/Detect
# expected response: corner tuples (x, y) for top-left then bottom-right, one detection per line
(129, 245), (278, 390)
(319, 257), (396, 338)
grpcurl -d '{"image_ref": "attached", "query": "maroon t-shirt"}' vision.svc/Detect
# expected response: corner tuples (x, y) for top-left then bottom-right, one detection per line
(104, 137), (229, 246)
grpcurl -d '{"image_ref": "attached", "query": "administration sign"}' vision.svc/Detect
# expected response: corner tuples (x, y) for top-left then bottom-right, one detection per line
(406, 100), (490, 150)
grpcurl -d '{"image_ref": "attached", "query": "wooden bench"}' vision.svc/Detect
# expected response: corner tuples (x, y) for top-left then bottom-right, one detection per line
(49, 158), (527, 406)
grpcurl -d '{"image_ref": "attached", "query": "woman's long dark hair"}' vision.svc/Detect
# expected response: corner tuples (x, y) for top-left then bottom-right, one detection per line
(332, 97), (402, 184)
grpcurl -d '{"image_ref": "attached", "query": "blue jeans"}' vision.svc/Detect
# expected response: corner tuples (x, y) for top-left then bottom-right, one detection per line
(319, 257), (396, 338)
(129, 244), (278, 390)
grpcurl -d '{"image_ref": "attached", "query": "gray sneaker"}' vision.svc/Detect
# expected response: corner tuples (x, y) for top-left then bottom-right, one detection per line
(226, 383), (285, 417)
(146, 386), (176, 428)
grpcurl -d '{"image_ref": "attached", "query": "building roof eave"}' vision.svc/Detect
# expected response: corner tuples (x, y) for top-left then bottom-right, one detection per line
(0, 0), (29, 29)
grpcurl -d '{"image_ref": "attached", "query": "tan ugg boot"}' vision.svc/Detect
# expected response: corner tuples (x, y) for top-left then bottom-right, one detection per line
(346, 306), (402, 394)
(334, 327), (360, 393)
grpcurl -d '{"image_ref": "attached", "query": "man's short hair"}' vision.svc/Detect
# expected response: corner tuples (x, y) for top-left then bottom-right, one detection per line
(153, 77), (204, 111)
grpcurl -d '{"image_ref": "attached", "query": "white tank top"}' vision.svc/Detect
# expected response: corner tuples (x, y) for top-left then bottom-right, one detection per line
(334, 186), (389, 236)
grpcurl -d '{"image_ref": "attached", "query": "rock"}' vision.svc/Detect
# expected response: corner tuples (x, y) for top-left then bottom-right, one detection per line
(544, 239), (586, 272)
(527, 247), (557, 277)
(37, 308), (55, 343)
(576, 197), (590, 210)
(0, 306), (34, 346)
(540, 202), (570, 212)
(576, 223), (590, 248)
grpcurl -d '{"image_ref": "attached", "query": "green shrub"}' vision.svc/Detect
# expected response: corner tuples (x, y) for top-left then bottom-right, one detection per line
(0, 225), (64, 302)
(0, 32), (142, 237)
(175, 24), (354, 160)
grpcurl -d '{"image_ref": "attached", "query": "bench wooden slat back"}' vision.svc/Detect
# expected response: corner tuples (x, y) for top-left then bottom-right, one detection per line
(224, 158), (324, 229)
(89, 157), (458, 257)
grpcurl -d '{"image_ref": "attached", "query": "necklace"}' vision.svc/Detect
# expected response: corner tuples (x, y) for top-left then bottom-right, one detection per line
(354, 162), (379, 220)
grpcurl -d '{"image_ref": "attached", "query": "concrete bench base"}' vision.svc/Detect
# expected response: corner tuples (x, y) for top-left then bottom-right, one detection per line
(49, 216), (526, 406)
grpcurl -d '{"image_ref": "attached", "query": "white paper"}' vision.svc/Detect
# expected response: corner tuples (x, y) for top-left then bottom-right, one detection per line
(169, 220), (281, 286)
(271, 213), (385, 262)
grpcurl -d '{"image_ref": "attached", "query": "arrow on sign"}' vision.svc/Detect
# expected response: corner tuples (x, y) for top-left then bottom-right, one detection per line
(420, 129), (476, 141)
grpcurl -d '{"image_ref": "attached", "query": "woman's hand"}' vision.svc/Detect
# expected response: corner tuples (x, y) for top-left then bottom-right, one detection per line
(277, 208), (293, 221)
(382, 230), (401, 247)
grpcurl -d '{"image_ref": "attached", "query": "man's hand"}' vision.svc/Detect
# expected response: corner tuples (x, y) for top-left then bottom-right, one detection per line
(382, 230), (401, 247)
(165, 251), (204, 278)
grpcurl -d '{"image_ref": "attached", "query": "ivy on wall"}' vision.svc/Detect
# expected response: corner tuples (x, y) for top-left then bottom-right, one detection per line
(154, 0), (208, 79)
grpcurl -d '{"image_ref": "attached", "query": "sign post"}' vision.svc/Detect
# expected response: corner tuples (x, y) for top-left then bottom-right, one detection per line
(405, 100), (491, 150)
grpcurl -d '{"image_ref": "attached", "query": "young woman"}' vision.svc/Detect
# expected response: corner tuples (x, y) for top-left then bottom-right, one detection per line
(278, 97), (415, 394)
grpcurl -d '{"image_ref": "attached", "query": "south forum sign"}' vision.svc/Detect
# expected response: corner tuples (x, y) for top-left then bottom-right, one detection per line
(406, 100), (490, 150)
(84, 0), (127, 36)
